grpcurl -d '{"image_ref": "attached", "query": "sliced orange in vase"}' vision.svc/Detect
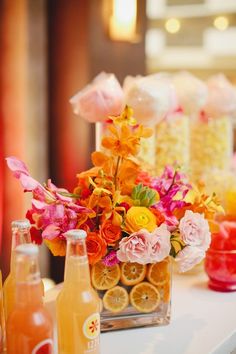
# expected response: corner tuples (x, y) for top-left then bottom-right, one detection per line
(147, 258), (170, 286)
(156, 280), (171, 303)
(120, 262), (147, 286)
(103, 286), (129, 313)
(91, 261), (120, 290)
(130, 282), (160, 313)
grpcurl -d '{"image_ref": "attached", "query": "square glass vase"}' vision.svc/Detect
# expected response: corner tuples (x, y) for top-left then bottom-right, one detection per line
(92, 257), (172, 332)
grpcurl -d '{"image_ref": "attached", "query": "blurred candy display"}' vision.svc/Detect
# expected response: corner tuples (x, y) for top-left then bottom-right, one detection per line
(155, 110), (189, 174)
(72, 72), (236, 207)
(190, 114), (233, 181)
(190, 74), (235, 183)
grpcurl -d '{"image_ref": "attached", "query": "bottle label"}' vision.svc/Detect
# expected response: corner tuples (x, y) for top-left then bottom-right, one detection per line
(31, 339), (53, 354)
(83, 312), (100, 340)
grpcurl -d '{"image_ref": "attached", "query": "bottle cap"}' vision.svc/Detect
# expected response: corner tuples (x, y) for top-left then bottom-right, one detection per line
(11, 219), (30, 229)
(64, 229), (87, 240)
(15, 243), (38, 256)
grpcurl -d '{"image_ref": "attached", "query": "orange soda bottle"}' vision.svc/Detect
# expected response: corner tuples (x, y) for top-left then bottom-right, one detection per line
(3, 219), (31, 320)
(56, 229), (100, 354)
(6, 243), (53, 354)
(0, 270), (6, 353)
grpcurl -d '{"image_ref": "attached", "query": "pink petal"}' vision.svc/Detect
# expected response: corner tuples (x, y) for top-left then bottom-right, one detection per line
(19, 173), (41, 191)
(55, 192), (73, 203)
(68, 202), (92, 214)
(42, 224), (60, 240)
(6, 156), (29, 175)
(32, 199), (47, 210)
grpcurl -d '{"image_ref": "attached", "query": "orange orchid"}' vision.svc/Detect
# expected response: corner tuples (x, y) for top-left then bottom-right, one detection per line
(101, 118), (153, 159)
(111, 105), (137, 126)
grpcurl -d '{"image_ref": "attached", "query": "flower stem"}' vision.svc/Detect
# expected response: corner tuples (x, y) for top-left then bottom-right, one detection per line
(114, 156), (121, 190)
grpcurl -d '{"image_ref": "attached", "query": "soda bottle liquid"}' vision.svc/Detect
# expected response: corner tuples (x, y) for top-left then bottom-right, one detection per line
(56, 229), (100, 354)
(3, 219), (31, 320)
(6, 244), (53, 354)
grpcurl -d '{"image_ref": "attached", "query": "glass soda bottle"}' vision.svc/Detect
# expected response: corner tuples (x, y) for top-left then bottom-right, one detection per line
(3, 219), (31, 320)
(0, 270), (6, 353)
(6, 243), (53, 354)
(56, 229), (100, 354)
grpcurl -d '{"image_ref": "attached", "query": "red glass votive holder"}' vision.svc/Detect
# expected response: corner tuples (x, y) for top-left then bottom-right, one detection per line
(205, 248), (236, 292)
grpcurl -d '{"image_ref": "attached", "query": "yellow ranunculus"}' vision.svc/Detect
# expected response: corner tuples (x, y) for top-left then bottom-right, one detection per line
(125, 206), (157, 233)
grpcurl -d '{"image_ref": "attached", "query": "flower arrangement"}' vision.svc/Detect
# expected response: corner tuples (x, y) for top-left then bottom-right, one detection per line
(6, 106), (223, 273)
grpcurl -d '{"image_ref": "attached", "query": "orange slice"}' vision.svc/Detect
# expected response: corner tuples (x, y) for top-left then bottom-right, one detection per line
(91, 261), (120, 290)
(103, 286), (129, 313)
(130, 282), (160, 313)
(147, 258), (170, 286)
(156, 280), (171, 303)
(120, 262), (147, 286)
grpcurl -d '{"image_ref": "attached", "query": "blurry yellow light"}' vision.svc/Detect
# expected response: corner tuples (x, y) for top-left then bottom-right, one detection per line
(109, 0), (137, 41)
(165, 18), (181, 34)
(214, 16), (229, 31)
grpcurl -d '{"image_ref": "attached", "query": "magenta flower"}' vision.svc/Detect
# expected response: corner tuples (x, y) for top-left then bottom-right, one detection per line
(151, 165), (191, 212)
(102, 251), (120, 266)
(7, 156), (93, 243)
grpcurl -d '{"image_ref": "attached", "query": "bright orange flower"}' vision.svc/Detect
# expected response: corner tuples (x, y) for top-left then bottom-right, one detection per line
(44, 237), (66, 257)
(86, 232), (107, 265)
(101, 122), (153, 159)
(149, 207), (165, 226)
(101, 220), (122, 246)
(91, 151), (115, 175)
(118, 159), (140, 195)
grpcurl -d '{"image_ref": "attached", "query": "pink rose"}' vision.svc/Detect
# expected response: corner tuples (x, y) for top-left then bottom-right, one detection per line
(175, 246), (205, 272)
(70, 72), (123, 123)
(179, 210), (211, 251)
(117, 229), (151, 264)
(149, 224), (171, 263)
(117, 225), (171, 264)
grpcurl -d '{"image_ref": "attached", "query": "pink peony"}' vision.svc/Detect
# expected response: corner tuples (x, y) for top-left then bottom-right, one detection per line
(179, 210), (211, 251)
(148, 224), (171, 263)
(175, 246), (205, 272)
(117, 229), (151, 264)
(70, 72), (123, 123)
(117, 225), (171, 264)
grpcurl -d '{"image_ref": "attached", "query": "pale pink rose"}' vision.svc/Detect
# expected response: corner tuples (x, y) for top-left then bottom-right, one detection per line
(149, 224), (171, 263)
(179, 210), (211, 251)
(175, 246), (205, 272)
(117, 229), (152, 264)
(70, 72), (123, 123)
(117, 226), (171, 264)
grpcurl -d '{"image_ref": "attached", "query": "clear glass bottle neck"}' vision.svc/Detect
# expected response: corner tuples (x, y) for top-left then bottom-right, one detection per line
(10, 227), (31, 270)
(64, 238), (91, 287)
(14, 252), (42, 305)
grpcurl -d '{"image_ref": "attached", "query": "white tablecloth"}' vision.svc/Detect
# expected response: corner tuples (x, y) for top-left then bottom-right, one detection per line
(45, 272), (236, 354)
